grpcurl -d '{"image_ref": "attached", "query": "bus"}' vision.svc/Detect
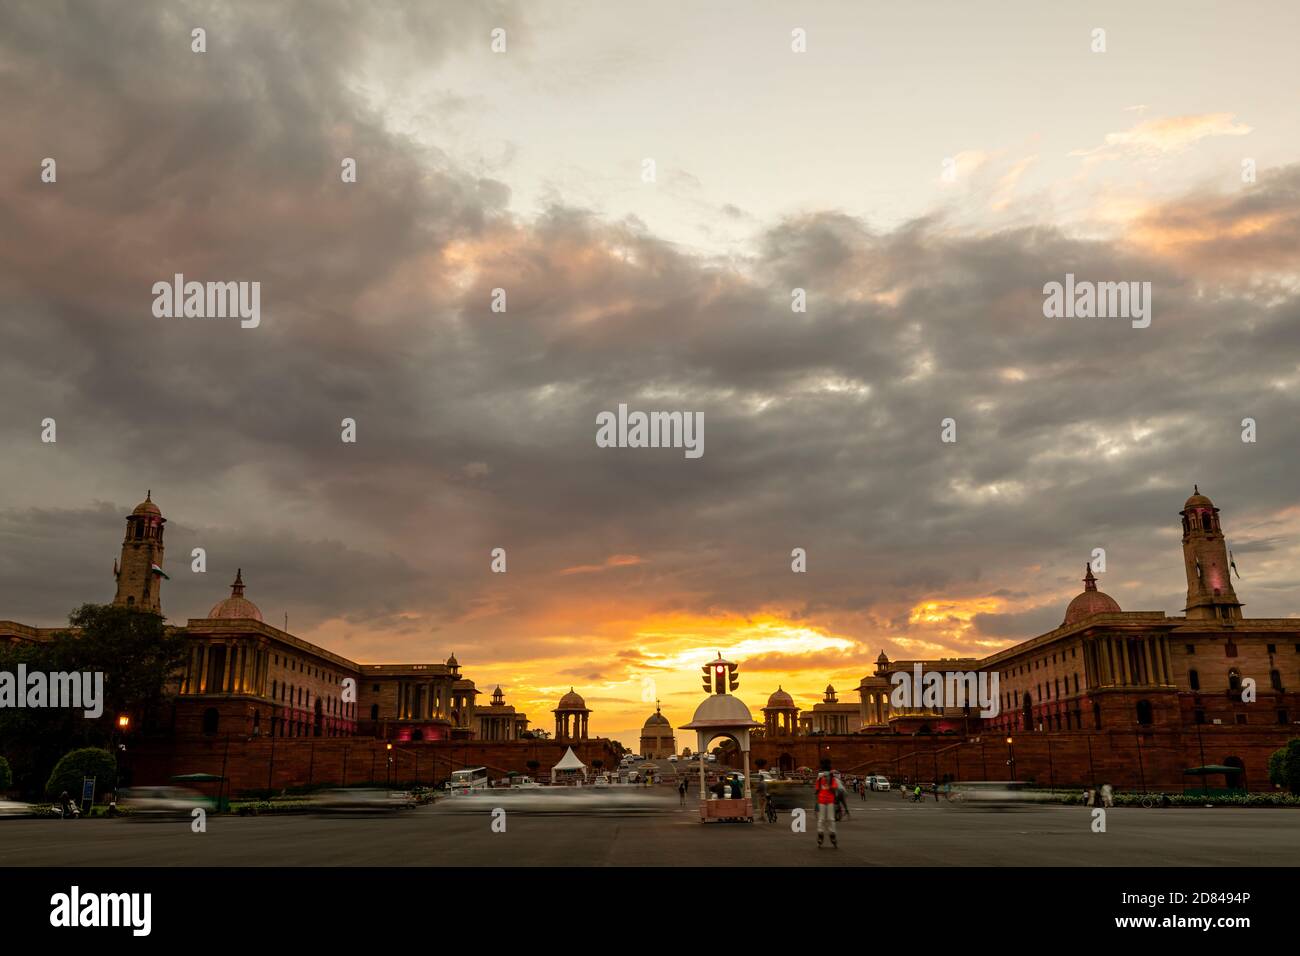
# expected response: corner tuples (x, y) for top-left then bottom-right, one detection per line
(447, 767), (489, 792)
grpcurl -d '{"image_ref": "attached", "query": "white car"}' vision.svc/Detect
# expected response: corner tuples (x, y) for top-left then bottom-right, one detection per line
(667, 755), (678, 763)
(867, 775), (891, 791)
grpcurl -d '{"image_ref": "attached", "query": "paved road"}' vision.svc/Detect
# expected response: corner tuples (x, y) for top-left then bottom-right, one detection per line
(2, 790), (1295, 866)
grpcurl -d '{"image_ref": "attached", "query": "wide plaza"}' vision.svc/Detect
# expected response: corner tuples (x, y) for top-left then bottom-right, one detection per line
(3, 788), (1295, 867)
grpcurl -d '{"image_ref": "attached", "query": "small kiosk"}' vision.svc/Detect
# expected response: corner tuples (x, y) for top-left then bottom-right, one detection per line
(680, 653), (760, 823)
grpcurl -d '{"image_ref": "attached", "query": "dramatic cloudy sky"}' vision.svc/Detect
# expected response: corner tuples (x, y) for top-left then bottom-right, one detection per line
(2, 1), (1298, 745)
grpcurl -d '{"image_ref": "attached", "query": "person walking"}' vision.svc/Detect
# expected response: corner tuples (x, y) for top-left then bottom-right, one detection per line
(678, 778), (687, 807)
(814, 759), (840, 848)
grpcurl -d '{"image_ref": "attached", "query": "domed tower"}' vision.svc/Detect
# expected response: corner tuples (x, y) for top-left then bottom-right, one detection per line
(208, 569), (263, 621)
(553, 688), (591, 740)
(1180, 486), (1242, 621)
(112, 491), (167, 613)
(1063, 565), (1121, 625)
(639, 701), (676, 758)
(762, 686), (799, 737)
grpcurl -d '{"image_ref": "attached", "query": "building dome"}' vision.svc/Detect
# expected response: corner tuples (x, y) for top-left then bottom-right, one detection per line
(643, 707), (671, 729)
(1183, 487), (1214, 511)
(1063, 565), (1120, 625)
(684, 693), (758, 727)
(766, 686), (795, 708)
(132, 491), (161, 516)
(556, 688), (588, 711)
(208, 569), (263, 622)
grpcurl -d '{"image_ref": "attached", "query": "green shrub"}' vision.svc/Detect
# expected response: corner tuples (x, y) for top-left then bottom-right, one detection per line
(44, 747), (116, 801)
(1267, 738), (1300, 795)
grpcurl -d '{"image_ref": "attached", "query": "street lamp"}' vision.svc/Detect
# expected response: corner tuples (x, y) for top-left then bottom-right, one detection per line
(117, 714), (130, 730)
(386, 742), (393, 790)
(1006, 736), (1016, 781)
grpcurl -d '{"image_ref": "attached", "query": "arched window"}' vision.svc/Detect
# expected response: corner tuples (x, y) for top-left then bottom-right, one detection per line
(1021, 693), (1034, 731)
(1092, 701), (1102, 729)
(252, 711), (261, 736)
(1135, 700), (1153, 725)
(370, 703), (379, 721)
(202, 707), (219, 736)
(1201, 513), (1212, 531)
(1189, 669), (1200, 691)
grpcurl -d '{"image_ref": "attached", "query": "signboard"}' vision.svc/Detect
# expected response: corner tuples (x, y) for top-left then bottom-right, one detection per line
(81, 776), (96, 811)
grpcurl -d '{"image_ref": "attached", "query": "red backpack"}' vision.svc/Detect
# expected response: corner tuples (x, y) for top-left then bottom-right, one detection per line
(815, 774), (838, 804)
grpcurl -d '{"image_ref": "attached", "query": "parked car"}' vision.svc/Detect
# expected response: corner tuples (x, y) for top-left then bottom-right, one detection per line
(867, 775), (891, 791)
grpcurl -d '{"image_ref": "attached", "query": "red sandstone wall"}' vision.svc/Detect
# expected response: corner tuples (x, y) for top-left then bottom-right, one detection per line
(125, 737), (622, 795)
(749, 724), (1293, 791)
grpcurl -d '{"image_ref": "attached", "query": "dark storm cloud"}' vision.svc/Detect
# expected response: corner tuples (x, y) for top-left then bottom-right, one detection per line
(2, 1), (1299, 663)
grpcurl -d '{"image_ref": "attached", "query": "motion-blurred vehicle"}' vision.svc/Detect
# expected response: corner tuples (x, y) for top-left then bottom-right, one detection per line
(761, 778), (813, 811)
(867, 775), (891, 791)
(312, 788), (409, 811)
(946, 781), (1053, 807)
(0, 799), (35, 818)
(116, 786), (207, 817)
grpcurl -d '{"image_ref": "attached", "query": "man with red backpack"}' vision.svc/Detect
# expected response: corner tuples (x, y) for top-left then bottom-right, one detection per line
(814, 759), (840, 848)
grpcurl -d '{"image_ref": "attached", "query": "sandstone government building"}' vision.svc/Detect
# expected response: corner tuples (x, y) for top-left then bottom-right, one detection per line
(2, 488), (1298, 795)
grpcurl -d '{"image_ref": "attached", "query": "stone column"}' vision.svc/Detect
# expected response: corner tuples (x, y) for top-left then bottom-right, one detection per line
(221, 642), (234, 694)
(1142, 640), (1154, 686)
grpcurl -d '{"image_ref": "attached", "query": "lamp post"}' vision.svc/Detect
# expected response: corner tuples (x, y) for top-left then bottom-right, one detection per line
(386, 742), (393, 790)
(1006, 736), (1016, 781)
(114, 715), (130, 793)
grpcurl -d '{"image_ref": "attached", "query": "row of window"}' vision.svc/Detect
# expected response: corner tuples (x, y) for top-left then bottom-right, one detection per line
(272, 653), (344, 685)
(269, 679), (355, 718)
(1188, 668), (1286, 692)
(1004, 646), (1079, 681)
(1186, 642), (1300, 657)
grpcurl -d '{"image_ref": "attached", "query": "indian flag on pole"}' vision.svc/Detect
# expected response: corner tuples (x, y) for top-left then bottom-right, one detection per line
(151, 563), (170, 580)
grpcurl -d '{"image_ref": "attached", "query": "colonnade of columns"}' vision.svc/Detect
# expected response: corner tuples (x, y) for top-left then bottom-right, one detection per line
(1084, 634), (1173, 688)
(480, 715), (523, 740)
(393, 681), (472, 725)
(554, 711), (589, 739)
(183, 639), (269, 697)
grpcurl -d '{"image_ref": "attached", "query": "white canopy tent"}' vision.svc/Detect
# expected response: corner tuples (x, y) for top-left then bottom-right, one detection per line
(551, 746), (588, 783)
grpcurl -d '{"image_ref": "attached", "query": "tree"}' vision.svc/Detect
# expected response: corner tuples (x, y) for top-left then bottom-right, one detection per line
(0, 755), (11, 791)
(45, 747), (116, 801)
(0, 603), (187, 797)
(1267, 737), (1300, 794)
